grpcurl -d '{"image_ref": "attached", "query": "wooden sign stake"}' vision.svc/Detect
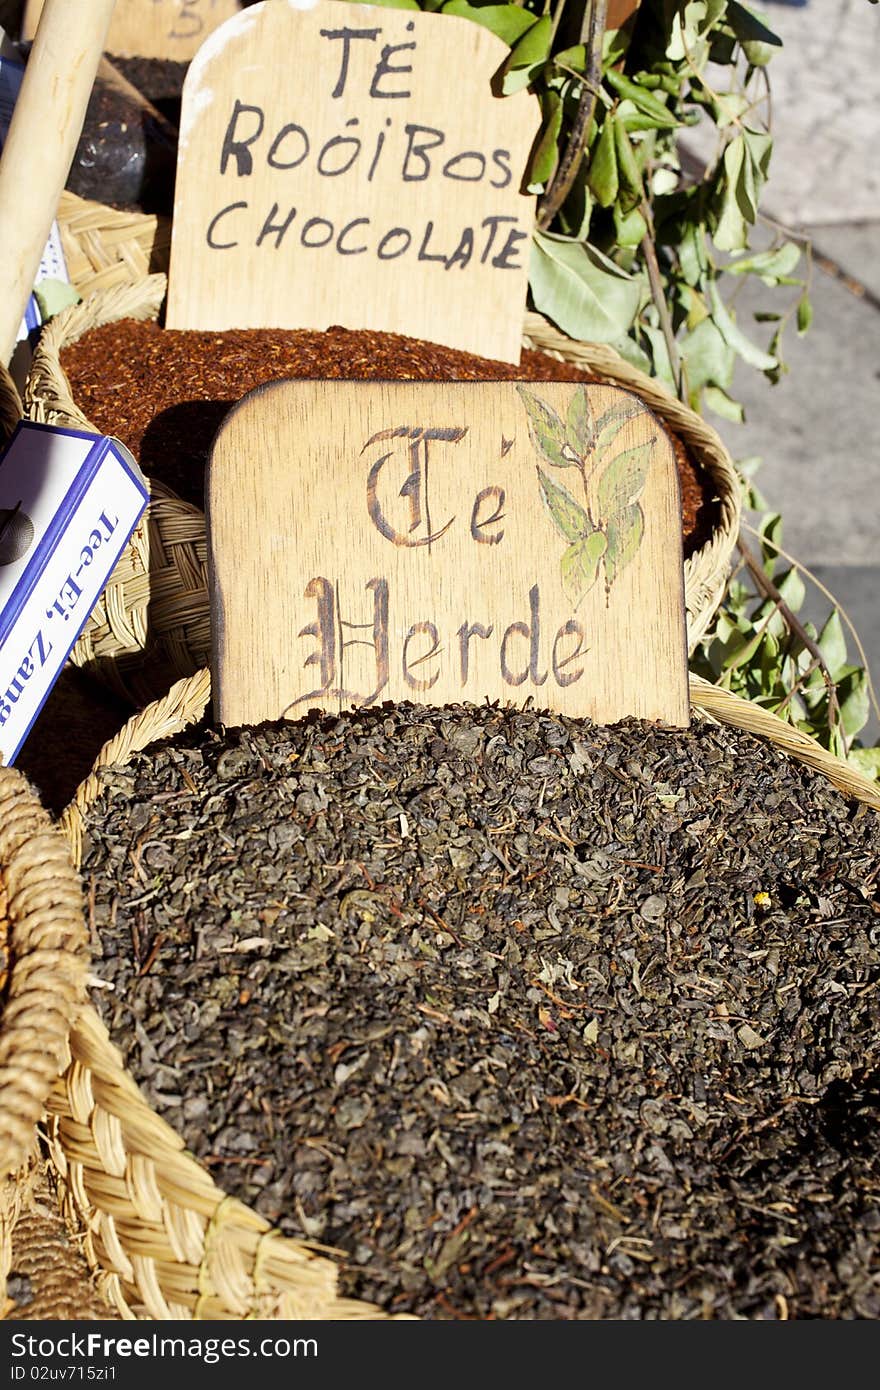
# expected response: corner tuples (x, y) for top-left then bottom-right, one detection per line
(207, 381), (689, 730)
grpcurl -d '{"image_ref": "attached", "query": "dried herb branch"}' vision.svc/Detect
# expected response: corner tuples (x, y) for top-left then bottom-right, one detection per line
(537, 0), (607, 229)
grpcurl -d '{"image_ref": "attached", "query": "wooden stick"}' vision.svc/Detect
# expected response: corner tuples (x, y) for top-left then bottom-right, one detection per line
(0, 0), (116, 364)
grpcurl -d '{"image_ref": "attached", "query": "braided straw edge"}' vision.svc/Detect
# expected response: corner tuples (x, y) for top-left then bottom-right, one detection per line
(54, 671), (399, 1320)
(0, 768), (89, 1182)
(51, 665), (878, 1319)
(1, 1139), (39, 1315)
(0, 358), (22, 446)
(689, 674), (880, 812)
(1, 1147), (117, 1320)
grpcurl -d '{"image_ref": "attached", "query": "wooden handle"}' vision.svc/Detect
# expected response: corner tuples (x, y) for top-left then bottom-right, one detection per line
(0, 0), (117, 364)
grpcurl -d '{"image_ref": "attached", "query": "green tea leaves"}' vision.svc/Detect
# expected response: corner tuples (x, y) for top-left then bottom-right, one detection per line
(709, 282), (778, 371)
(439, 0), (537, 46)
(725, 0), (783, 66)
(612, 118), (644, 211)
(726, 241), (802, 284)
(588, 116), (619, 209)
(604, 68), (679, 127)
(528, 89), (563, 193)
(500, 13), (552, 94)
(712, 129), (774, 252)
(797, 293), (814, 336)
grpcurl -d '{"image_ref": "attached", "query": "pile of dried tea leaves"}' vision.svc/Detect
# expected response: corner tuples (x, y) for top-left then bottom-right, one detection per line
(82, 705), (880, 1319)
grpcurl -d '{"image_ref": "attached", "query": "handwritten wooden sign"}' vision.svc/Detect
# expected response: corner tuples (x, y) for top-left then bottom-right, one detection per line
(165, 1), (538, 361)
(24, 0), (244, 59)
(207, 381), (689, 729)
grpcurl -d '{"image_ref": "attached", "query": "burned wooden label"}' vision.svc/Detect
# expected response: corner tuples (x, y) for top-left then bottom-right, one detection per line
(207, 381), (689, 728)
(166, 0), (537, 361)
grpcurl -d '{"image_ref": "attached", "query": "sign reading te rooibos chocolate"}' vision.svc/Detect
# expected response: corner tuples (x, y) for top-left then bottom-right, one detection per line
(166, 1), (538, 361)
(207, 382), (689, 728)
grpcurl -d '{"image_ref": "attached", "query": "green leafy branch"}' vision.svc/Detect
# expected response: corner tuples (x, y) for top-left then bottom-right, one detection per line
(358, 0), (810, 419)
(691, 463), (880, 776)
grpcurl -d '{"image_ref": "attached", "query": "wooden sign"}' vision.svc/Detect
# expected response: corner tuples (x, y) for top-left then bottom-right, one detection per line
(24, 0), (244, 59)
(165, 1), (538, 361)
(207, 381), (689, 729)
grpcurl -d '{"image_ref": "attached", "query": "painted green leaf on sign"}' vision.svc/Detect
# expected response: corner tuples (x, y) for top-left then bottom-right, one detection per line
(537, 466), (592, 543)
(561, 531), (608, 606)
(604, 504), (644, 589)
(517, 387), (578, 469)
(596, 441), (652, 521)
(565, 388), (595, 461)
(593, 400), (645, 456)
(524, 388), (650, 607)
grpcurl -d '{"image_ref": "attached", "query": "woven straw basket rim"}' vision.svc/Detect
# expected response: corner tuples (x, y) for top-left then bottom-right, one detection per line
(56, 190), (171, 303)
(0, 766), (89, 1183)
(42, 665), (879, 1321)
(23, 272), (741, 710)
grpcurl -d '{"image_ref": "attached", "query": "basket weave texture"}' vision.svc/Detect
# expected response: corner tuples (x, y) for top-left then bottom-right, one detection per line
(25, 278), (210, 708)
(56, 191), (171, 302)
(41, 666), (880, 1321)
(0, 766), (89, 1183)
(25, 274), (741, 708)
(1, 1155), (116, 1321)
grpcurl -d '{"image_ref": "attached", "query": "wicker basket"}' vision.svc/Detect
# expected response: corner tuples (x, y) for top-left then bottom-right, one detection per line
(37, 667), (879, 1320)
(0, 764), (90, 1316)
(0, 357), (22, 445)
(42, 670), (397, 1321)
(56, 190), (171, 301)
(1, 1153), (117, 1321)
(25, 274), (741, 707)
(0, 766), (89, 1184)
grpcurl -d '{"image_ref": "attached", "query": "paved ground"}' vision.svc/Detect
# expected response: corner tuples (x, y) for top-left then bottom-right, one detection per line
(693, 0), (880, 743)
